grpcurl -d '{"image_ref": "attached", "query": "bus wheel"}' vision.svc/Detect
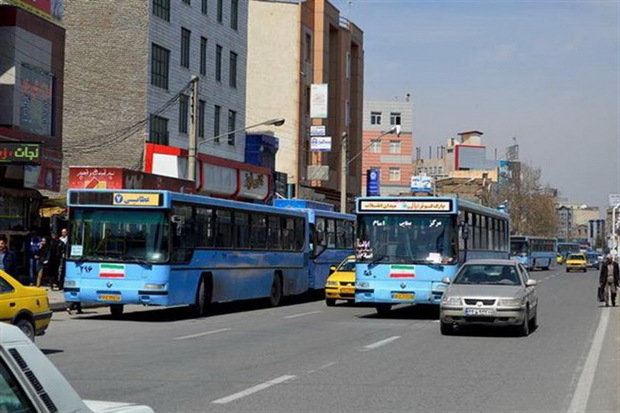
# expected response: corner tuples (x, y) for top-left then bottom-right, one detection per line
(192, 276), (212, 317)
(268, 275), (282, 307)
(110, 304), (124, 317)
(376, 304), (392, 316)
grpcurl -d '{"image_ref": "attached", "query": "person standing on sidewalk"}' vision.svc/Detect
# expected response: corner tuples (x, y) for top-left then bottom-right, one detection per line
(35, 237), (53, 288)
(58, 228), (69, 290)
(0, 236), (18, 278)
(599, 254), (620, 307)
(26, 230), (41, 286)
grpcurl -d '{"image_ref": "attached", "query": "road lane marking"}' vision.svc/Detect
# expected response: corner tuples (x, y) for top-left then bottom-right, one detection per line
(285, 311), (322, 319)
(212, 375), (297, 404)
(174, 328), (231, 340)
(567, 308), (610, 413)
(308, 361), (337, 374)
(361, 336), (401, 351)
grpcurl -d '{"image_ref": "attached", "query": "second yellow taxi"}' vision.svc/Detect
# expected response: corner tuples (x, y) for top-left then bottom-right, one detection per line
(565, 253), (587, 273)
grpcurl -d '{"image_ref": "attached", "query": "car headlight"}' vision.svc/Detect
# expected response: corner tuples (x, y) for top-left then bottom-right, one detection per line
(325, 281), (338, 287)
(441, 296), (462, 306)
(357, 281), (370, 288)
(499, 298), (524, 306)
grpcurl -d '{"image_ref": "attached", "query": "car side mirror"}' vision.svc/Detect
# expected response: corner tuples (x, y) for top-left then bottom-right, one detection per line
(329, 265), (336, 274)
(441, 276), (451, 284)
(526, 279), (537, 287)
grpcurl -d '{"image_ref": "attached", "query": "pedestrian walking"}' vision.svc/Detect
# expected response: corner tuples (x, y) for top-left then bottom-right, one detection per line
(35, 237), (54, 288)
(0, 235), (18, 278)
(26, 230), (41, 286)
(599, 254), (619, 307)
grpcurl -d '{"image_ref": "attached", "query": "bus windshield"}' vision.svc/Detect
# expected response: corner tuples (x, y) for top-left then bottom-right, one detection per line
(357, 214), (456, 264)
(510, 239), (527, 255)
(69, 209), (170, 263)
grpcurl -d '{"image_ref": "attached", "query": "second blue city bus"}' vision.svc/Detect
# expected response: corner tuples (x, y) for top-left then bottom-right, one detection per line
(510, 235), (557, 270)
(63, 189), (353, 316)
(354, 196), (510, 316)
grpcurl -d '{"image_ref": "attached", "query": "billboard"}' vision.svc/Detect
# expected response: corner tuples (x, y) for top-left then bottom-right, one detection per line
(5, 0), (64, 25)
(19, 64), (54, 136)
(310, 84), (328, 118)
(411, 175), (432, 193)
(366, 168), (380, 196)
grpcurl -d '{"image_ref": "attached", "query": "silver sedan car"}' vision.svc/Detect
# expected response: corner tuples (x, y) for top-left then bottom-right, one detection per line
(439, 259), (538, 336)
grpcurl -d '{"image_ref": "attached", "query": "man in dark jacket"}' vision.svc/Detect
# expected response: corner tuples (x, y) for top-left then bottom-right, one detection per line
(599, 254), (620, 306)
(0, 236), (18, 278)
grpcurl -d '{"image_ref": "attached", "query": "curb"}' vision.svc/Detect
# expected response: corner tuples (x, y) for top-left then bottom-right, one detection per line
(50, 302), (107, 312)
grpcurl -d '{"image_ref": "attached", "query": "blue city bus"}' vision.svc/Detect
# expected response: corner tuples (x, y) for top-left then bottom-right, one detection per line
(63, 189), (353, 316)
(510, 235), (557, 270)
(557, 241), (581, 264)
(273, 199), (355, 289)
(354, 196), (510, 315)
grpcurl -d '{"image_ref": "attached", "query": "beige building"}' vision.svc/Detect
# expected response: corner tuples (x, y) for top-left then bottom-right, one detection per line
(247, 0), (363, 208)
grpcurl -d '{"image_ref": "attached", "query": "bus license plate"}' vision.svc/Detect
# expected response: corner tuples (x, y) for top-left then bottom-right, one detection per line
(99, 294), (121, 302)
(465, 308), (494, 316)
(392, 293), (414, 300)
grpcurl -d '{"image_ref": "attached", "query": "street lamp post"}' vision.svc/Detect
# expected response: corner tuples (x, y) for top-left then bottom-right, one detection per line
(340, 125), (400, 213)
(187, 117), (285, 183)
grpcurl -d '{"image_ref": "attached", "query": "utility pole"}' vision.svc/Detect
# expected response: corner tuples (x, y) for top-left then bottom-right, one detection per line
(340, 132), (348, 213)
(187, 76), (199, 182)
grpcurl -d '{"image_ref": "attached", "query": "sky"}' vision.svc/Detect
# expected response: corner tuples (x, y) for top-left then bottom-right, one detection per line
(335, 0), (620, 214)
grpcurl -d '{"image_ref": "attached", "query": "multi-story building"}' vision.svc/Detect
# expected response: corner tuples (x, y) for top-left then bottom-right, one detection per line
(557, 203), (600, 242)
(0, 2), (65, 236)
(361, 99), (413, 196)
(246, 0), (364, 208)
(63, 0), (275, 201)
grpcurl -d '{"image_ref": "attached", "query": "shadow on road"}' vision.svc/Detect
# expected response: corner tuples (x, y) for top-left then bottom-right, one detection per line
(41, 349), (64, 355)
(358, 304), (440, 320)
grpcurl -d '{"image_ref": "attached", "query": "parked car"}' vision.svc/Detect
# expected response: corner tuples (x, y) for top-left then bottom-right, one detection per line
(325, 255), (355, 306)
(0, 322), (153, 412)
(0, 269), (52, 341)
(439, 259), (538, 336)
(565, 253), (587, 272)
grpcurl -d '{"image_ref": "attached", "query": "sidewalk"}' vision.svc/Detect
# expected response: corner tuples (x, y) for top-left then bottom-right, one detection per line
(46, 288), (105, 312)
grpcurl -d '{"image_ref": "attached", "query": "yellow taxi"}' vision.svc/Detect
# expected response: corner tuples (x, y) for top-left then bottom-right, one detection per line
(325, 255), (355, 306)
(556, 253), (563, 265)
(565, 253), (587, 273)
(0, 270), (52, 340)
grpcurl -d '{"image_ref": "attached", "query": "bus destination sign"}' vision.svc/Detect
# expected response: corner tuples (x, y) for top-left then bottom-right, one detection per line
(0, 142), (42, 164)
(113, 193), (161, 206)
(359, 200), (452, 212)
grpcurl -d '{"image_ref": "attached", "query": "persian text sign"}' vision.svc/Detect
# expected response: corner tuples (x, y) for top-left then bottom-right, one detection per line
(358, 200), (452, 212)
(113, 193), (161, 206)
(0, 142), (41, 164)
(310, 136), (332, 151)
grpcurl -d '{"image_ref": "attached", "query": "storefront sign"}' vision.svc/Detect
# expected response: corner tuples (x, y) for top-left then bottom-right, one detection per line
(0, 142), (41, 164)
(310, 136), (331, 152)
(5, 0), (64, 25)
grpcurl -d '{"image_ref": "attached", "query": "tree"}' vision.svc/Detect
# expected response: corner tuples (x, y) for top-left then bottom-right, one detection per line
(488, 162), (559, 236)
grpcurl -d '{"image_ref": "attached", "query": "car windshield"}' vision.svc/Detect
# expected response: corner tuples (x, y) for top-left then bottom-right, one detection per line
(568, 254), (584, 260)
(452, 264), (522, 286)
(337, 260), (355, 272)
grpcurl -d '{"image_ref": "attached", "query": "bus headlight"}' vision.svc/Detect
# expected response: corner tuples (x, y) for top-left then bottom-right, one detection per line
(64, 280), (76, 287)
(356, 281), (370, 288)
(143, 283), (166, 290)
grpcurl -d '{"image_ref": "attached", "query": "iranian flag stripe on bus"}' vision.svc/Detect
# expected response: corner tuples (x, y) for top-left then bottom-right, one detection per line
(100, 264), (125, 278)
(389, 265), (415, 278)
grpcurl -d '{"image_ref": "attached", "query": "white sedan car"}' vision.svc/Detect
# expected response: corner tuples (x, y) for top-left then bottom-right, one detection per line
(439, 259), (538, 336)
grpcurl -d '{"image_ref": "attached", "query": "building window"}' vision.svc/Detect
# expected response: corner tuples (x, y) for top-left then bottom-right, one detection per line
(345, 100), (350, 126)
(227, 110), (236, 145)
(152, 0), (170, 21)
(215, 44), (222, 81)
(389, 140), (401, 154)
(389, 167), (401, 181)
(182, 0), (190, 4)
(150, 115), (169, 145)
(304, 33), (312, 63)
(181, 28), (191, 69)
(229, 51), (237, 88)
(202, 0), (208, 14)
(200, 37), (207, 75)
(370, 140), (381, 153)
(370, 111), (381, 125)
(345, 51), (351, 79)
(214, 105), (221, 143)
(179, 95), (189, 134)
(151, 43), (170, 89)
(198, 100), (206, 138)
(217, 0), (223, 23)
(231, 0), (238, 30)
(390, 112), (401, 125)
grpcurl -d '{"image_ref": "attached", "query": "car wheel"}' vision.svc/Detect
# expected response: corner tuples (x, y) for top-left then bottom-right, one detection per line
(440, 321), (454, 336)
(325, 298), (336, 307)
(110, 304), (124, 317)
(566, 268), (570, 272)
(518, 307), (530, 337)
(15, 319), (35, 341)
(583, 268), (587, 273)
(375, 303), (392, 316)
(268, 275), (282, 307)
(528, 307), (538, 331)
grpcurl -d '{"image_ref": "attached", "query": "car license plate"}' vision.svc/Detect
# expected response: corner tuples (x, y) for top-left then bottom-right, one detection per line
(465, 308), (494, 316)
(99, 294), (121, 302)
(341, 287), (355, 294)
(392, 293), (414, 300)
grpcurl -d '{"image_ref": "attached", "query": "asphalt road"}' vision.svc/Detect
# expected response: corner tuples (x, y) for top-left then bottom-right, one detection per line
(38, 266), (619, 412)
